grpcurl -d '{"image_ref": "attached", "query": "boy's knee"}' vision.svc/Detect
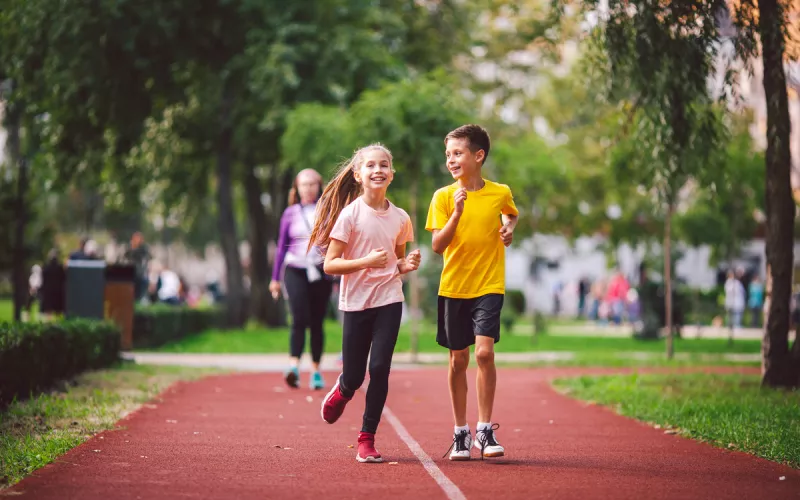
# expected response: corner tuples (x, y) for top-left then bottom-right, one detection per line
(449, 349), (470, 373)
(475, 344), (495, 367)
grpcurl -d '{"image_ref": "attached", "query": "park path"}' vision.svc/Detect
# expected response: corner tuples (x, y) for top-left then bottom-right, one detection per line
(6, 367), (799, 500)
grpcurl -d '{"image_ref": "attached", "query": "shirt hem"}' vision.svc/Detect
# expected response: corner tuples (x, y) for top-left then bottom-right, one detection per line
(339, 297), (405, 312)
(437, 289), (506, 299)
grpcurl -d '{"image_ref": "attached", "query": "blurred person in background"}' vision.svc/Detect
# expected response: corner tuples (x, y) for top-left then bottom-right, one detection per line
(40, 249), (66, 321)
(23, 264), (42, 321)
(270, 168), (333, 390)
(724, 270), (746, 332)
(747, 276), (764, 328)
(123, 231), (152, 302)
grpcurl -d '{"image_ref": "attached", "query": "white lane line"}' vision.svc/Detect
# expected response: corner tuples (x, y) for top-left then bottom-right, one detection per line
(382, 404), (467, 500)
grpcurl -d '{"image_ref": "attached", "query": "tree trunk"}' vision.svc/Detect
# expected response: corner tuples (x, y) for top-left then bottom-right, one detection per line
(665, 201), (674, 360)
(243, 163), (285, 326)
(409, 178), (420, 362)
(216, 81), (246, 328)
(758, 0), (799, 388)
(6, 101), (26, 323)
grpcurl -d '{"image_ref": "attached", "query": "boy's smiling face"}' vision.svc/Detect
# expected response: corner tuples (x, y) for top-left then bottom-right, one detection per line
(445, 137), (484, 181)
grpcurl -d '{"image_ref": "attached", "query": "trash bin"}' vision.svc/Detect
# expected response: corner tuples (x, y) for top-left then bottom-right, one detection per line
(105, 264), (136, 350)
(65, 259), (107, 320)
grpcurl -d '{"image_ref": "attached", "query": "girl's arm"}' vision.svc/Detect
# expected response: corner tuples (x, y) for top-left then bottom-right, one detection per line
(396, 244), (421, 275)
(324, 239), (387, 275)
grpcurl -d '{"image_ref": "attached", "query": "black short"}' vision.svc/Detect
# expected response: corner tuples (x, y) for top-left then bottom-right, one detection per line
(436, 294), (504, 351)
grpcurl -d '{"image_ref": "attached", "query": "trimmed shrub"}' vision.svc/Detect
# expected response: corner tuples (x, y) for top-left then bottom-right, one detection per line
(133, 305), (224, 349)
(0, 319), (120, 406)
(506, 290), (526, 315)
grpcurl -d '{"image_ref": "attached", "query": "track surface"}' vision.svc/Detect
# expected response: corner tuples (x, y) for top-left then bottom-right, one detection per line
(7, 367), (799, 499)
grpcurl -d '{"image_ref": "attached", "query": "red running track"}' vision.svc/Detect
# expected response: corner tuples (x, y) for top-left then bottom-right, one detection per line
(7, 368), (799, 499)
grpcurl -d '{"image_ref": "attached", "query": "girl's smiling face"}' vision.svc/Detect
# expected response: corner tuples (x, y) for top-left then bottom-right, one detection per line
(355, 148), (394, 191)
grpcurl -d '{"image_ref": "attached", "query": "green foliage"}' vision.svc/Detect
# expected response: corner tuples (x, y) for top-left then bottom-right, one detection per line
(675, 117), (765, 263)
(506, 289), (526, 315)
(0, 319), (120, 406)
(281, 104), (356, 177)
(418, 254), (445, 321)
(500, 306), (518, 334)
(132, 306), (225, 349)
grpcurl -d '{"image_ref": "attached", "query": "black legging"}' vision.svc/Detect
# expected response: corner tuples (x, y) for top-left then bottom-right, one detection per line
(339, 302), (403, 434)
(283, 266), (333, 363)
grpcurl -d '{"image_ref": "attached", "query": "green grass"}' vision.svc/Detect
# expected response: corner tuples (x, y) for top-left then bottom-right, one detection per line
(553, 373), (800, 468)
(145, 320), (761, 357)
(0, 299), (40, 323)
(0, 362), (226, 488)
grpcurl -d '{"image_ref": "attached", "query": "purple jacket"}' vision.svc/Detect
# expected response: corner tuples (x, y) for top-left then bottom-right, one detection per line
(272, 203), (324, 281)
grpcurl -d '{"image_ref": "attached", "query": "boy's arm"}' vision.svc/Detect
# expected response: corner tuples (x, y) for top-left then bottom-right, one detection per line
(499, 188), (520, 247)
(431, 215), (461, 254)
(431, 188), (466, 254)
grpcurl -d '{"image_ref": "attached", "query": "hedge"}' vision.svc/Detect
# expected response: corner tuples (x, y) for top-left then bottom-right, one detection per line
(0, 319), (120, 406)
(132, 305), (224, 349)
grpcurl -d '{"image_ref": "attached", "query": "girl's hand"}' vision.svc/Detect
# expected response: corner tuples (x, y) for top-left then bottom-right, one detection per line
(398, 249), (422, 274)
(364, 248), (389, 269)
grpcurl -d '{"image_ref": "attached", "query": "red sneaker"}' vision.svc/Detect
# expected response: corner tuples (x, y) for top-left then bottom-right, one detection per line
(356, 432), (383, 463)
(320, 375), (351, 424)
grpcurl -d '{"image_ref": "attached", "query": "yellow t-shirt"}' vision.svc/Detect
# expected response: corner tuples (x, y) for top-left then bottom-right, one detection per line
(425, 179), (519, 299)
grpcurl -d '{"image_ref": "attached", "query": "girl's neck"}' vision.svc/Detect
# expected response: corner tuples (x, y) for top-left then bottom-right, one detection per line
(458, 174), (485, 192)
(361, 189), (388, 211)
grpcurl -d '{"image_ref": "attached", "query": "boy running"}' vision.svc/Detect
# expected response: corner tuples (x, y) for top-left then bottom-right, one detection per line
(425, 124), (519, 461)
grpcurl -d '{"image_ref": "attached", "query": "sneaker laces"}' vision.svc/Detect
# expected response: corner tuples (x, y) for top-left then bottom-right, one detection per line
(476, 423), (500, 460)
(442, 430), (470, 458)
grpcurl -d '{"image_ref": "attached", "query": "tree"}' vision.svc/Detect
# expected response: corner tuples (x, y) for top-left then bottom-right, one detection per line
(729, 0), (800, 388)
(586, 0), (729, 358)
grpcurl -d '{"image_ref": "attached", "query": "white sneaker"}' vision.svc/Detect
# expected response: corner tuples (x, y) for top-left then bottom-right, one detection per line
(474, 424), (504, 458)
(446, 429), (472, 461)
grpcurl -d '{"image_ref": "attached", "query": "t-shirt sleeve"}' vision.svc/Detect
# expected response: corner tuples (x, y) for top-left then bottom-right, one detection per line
(396, 215), (414, 246)
(425, 189), (449, 232)
(502, 187), (519, 217)
(329, 209), (353, 244)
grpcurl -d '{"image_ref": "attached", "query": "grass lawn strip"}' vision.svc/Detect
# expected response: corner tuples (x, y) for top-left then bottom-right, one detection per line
(553, 373), (800, 469)
(147, 322), (761, 355)
(0, 362), (227, 488)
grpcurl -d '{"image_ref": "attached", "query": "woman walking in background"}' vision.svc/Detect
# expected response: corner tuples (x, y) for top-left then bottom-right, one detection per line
(40, 249), (66, 321)
(270, 168), (334, 390)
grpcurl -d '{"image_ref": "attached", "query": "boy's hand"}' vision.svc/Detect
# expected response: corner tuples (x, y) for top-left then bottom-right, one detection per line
(499, 223), (514, 247)
(364, 248), (389, 268)
(453, 188), (467, 215)
(399, 249), (422, 274)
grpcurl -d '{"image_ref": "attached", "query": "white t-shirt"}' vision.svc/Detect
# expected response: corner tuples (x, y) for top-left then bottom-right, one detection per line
(158, 270), (181, 301)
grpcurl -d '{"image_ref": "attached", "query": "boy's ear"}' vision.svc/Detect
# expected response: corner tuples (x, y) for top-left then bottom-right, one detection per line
(475, 149), (486, 165)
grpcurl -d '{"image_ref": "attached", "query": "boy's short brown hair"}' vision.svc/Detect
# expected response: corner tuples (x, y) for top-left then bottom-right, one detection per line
(444, 124), (491, 165)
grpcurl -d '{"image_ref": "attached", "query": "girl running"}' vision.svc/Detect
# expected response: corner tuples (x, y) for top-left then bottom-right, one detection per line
(270, 168), (333, 390)
(310, 144), (421, 463)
